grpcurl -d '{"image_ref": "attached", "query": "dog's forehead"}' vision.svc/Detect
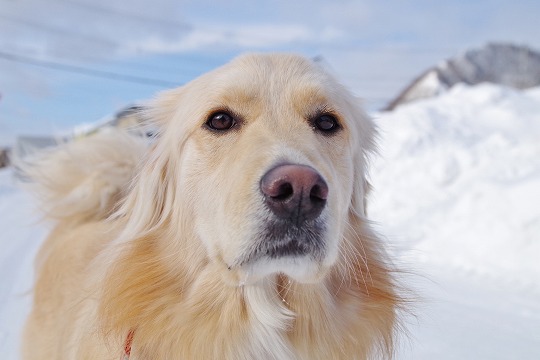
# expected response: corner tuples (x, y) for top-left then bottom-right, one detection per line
(225, 53), (323, 81)
(195, 54), (339, 111)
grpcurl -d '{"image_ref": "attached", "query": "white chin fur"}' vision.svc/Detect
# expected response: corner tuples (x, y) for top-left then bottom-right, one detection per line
(237, 256), (324, 286)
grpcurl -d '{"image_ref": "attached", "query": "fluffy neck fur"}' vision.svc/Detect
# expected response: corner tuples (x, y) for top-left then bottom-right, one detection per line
(99, 213), (398, 360)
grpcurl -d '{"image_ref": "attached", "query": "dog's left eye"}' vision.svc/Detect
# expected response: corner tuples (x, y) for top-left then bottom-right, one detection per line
(313, 114), (340, 134)
(206, 112), (236, 131)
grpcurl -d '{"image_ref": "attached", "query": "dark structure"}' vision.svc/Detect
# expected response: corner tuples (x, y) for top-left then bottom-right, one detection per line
(0, 147), (10, 168)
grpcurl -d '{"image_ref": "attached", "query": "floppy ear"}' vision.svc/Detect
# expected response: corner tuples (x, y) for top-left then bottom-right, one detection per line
(339, 98), (401, 358)
(346, 97), (378, 218)
(113, 87), (190, 242)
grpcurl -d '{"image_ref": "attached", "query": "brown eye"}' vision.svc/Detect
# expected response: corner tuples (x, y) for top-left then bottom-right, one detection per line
(206, 112), (236, 131)
(313, 114), (340, 134)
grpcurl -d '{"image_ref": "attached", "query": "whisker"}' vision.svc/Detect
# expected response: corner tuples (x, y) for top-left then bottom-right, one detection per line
(345, 221), (374, 286)
(334, 245), (350, 295)
(341, 234), (369, 296)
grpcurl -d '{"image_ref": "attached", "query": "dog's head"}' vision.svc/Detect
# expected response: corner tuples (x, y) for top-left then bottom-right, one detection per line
(128, 54), (376, 286)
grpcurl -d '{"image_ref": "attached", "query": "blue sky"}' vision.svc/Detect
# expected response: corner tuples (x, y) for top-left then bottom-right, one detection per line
(1, 0), (540, 145)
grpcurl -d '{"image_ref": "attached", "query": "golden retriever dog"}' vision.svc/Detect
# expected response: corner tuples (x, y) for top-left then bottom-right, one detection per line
(21, 54), (402, 359)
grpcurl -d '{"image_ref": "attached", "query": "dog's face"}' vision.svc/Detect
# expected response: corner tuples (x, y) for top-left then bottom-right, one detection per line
(152, 54), (374, 285)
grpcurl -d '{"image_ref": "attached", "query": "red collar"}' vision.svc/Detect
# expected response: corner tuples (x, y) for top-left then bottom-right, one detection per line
(121, 330), (135, 359)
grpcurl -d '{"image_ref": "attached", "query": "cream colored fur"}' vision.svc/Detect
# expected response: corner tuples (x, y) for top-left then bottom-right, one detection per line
(21, 54), (402, 359)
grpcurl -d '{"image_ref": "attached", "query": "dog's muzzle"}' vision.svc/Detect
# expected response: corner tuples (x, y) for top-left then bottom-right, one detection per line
(257, 164), (328, 259)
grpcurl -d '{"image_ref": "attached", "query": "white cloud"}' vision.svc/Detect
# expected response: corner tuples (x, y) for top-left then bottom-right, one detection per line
(2, 0), (540, 60)
(0, 0), (348, 59)
(123, 23), (345, 54)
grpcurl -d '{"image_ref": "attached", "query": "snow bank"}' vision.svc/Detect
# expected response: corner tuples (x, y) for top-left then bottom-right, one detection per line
(370, 83), (540, 287)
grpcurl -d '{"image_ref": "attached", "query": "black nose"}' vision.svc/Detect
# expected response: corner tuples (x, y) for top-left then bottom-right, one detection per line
(260, 164), (328, 222)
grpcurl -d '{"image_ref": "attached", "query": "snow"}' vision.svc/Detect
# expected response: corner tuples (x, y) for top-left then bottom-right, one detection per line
(371, 83), (540, 359)
(1, 83), (540, 358)
(399, 69), (448, 105)
(371, 83), (540, 286)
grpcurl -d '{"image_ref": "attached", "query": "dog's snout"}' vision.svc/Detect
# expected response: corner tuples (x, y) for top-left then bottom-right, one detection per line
(260, 164), (328, 222)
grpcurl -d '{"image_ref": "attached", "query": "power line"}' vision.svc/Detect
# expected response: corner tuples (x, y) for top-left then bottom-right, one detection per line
(0, 50), (180, 87)
(0, 12), (212, 75)
(0, 13), (118, 48)
(52, 0), (190, 30)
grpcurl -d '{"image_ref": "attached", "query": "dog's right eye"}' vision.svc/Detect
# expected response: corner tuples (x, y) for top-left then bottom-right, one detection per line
(206, 112), (236, 131)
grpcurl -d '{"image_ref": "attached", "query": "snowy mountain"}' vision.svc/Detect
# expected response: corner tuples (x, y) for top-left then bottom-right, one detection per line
(1, 83), (539, 359)
(386, 43), (540, 110)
